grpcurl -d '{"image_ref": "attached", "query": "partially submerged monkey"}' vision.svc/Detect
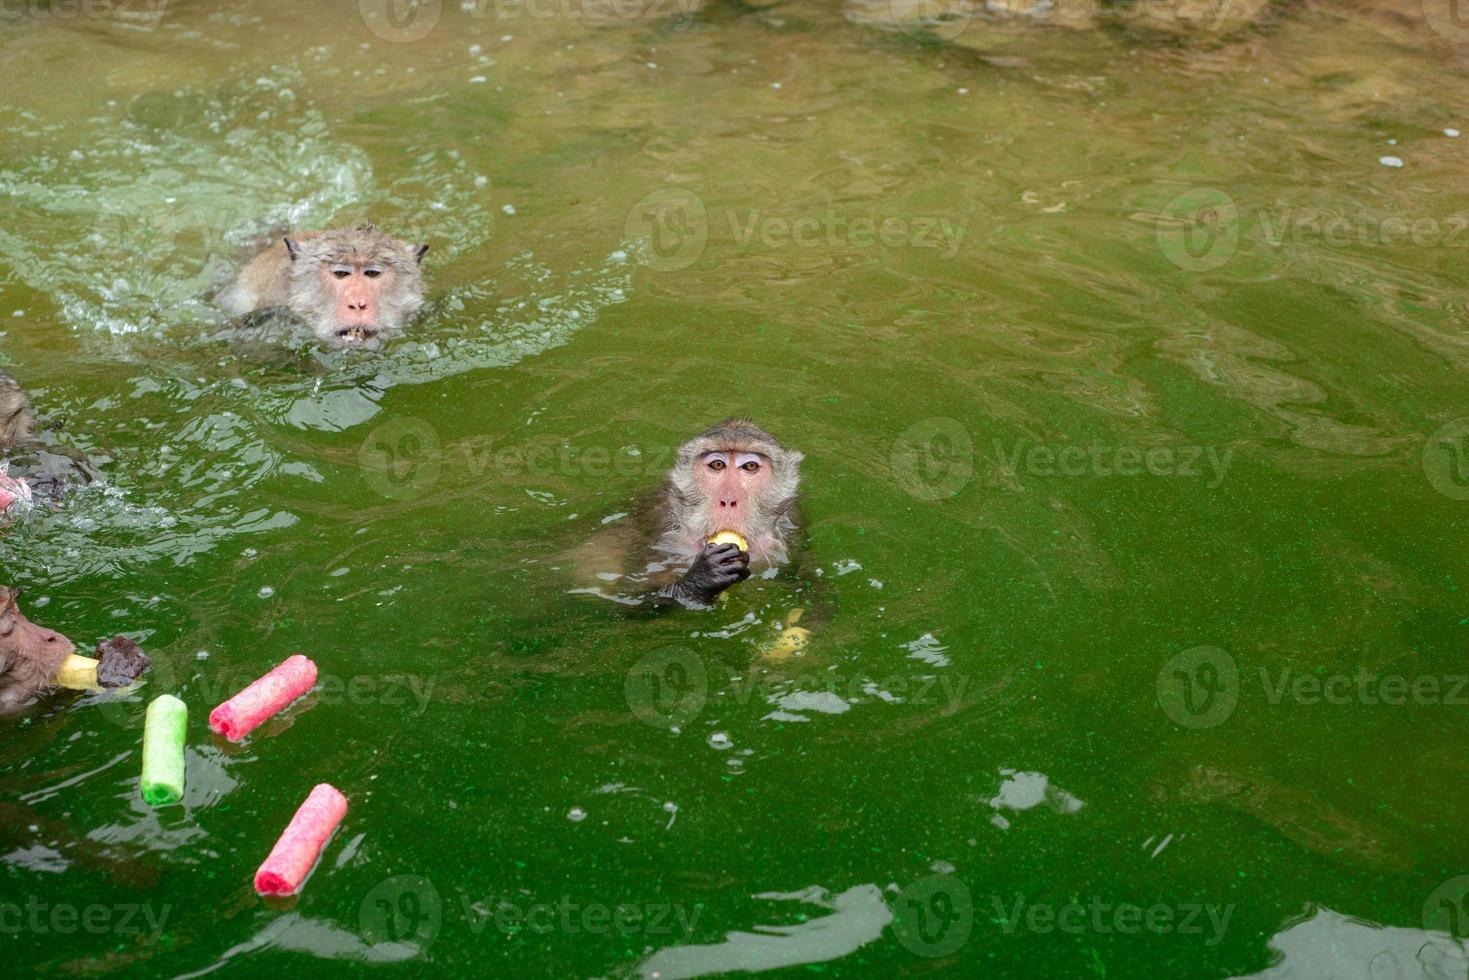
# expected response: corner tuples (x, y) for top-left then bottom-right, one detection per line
(0, 370), (33, 456)
(217, 225), (429, 349)
(578, 419), (804, 608)
(0, 369), (100, 510)
(0, 589), (151, 709)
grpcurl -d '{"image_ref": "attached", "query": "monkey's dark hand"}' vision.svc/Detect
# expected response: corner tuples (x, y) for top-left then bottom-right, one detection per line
(669, 542), (751, 606)
(95, 636), (150, 688)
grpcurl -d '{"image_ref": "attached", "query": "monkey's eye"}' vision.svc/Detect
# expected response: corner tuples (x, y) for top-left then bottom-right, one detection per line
(740, 460), (760, 473)
(363, 267), (383, 279)
(707, 458), (726, 472)
(331, 267), (352, 279)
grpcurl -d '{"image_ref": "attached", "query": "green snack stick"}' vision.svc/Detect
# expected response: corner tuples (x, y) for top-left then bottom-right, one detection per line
(141, 695), (187, 806)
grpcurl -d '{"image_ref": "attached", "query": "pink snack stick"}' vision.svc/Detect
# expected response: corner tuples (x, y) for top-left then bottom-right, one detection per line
(254, 783), (348, 896)
(209, 654), (318, 741)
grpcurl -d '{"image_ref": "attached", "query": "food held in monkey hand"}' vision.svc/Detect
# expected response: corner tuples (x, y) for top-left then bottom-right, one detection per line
(707, 530), (749, 552)
(58, 636), (152, 691)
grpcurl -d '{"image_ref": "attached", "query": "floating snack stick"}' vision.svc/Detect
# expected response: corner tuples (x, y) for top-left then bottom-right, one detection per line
(254, 783), (348, 896)
(141, 695), (187, 806)
(209, 654), (318, 741)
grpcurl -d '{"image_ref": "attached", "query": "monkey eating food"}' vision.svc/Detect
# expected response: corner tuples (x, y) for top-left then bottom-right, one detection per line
(0, 589), (150, 709)
(216, 225), (429, 350)
(576, 419), (804, 609)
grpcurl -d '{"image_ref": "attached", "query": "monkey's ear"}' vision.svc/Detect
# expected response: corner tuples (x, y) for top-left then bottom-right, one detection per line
(283, 238), (301, 262)
(413, 243), (430, 265)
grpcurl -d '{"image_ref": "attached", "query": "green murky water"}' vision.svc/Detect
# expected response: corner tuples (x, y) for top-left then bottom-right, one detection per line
(2, 0), (1468, 976)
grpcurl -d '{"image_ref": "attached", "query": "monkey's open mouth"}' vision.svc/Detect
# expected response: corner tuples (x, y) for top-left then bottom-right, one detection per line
(334, 327), (378, 345)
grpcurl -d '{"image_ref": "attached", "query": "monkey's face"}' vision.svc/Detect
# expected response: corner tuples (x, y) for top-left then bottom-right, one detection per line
(306, 260), (414, 349)
(0, 588), (74, 666)
(284, 230), (428, 350)
(694, 450), (773, 535)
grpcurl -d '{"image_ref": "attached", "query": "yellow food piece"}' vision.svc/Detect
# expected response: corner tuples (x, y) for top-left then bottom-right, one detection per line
(708, 530), (748, 551)
(54, 654), (101, 691)
(762, 609), (811, 659)
(763, 627), (811, 660)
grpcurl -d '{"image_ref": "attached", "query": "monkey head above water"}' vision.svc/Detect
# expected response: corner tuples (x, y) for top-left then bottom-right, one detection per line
(574, 419), (803, 608)
(0, 589), (152, 709)
(217, 225), (429, 350)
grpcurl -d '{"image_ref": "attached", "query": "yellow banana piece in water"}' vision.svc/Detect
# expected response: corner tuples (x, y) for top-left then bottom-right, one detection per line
(54, 653), (101, 691)
(762, 607), (810, 659)
(708, 530), (748, 551)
